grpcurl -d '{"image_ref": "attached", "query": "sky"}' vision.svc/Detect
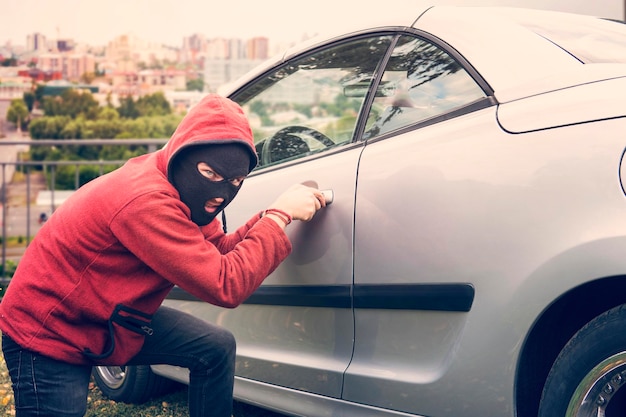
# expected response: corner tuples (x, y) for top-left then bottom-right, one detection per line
(1, 0), (623, 48)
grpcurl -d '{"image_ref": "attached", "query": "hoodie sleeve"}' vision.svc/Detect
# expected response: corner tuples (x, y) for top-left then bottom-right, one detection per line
(200, 213), (262, 254)
(110, 191), (291, 308)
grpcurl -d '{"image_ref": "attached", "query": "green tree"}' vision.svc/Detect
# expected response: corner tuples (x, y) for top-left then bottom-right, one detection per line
(34, 85), (46, 105)
(117, 96), (140, 119)
(54, 164), (120, 190)
(60, 118), (85, 139)
(6, 99), (29, 129)
(135, 92), (171, 117)
(27, 89), (178, 192)
(249, 100), (272, 126)
(87, 118), (124, 139)
(41, 89), (100, 120)
(29, 115), (71, 139)
(186, 78), (204, 92)
(117, 93), (174, 119)
(23, 91), (35, 111)
(99, 106), (120, 121)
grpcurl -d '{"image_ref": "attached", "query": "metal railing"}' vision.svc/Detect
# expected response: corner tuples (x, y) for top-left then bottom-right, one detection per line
(0, 138), (169, 281)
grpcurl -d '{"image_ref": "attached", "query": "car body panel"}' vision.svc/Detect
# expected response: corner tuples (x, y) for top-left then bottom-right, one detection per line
(496, 76), (626, 132)
(494, 64), (626, 103)
(233, 377), (427, 417)
(347, 107), (626, 415)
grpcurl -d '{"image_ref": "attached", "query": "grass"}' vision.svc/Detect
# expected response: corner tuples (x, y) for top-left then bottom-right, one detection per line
(0, 238), (28, 248)
(0, 351), (286, 417)
(84, 387), (190, 417)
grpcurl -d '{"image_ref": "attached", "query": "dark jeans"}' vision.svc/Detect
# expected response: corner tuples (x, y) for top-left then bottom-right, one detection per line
(2, 306), (236, 417)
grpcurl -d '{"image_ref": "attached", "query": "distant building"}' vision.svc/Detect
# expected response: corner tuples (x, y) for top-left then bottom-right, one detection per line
(105, 34), (178, 72)
(191, 35), (270, 91)
(181, 34), (208, 64)
(37, 52), (96, 82)
(109, 69), (186, 97)
(17, 68), (63, 83)
(204, 58), (264, 92)
(56, 39), (76, 52)
(246, 37), (269, 60)
(26, 33), (47, 52)
(0, 71), (32, 100)
(39, 80), (98, 96)
(67, 53), (95, 80)
(165, 90), (205, 113)
(206, 38), (235, 59)
(137, 69), (186, 94)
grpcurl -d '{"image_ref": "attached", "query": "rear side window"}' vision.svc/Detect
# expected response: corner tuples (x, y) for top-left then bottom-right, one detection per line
(363, 35), (486, 139)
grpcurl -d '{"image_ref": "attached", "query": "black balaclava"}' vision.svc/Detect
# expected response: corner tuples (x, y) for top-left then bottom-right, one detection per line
(169, 143), (252, 226)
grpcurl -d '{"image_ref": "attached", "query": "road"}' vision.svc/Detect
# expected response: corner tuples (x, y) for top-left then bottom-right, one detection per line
(6, 205), (46, 238)
(0, 143), (18, 187)
(2, 168), (48, 242)
(0, 134), (42, 260)
(0, 131), (30, 182)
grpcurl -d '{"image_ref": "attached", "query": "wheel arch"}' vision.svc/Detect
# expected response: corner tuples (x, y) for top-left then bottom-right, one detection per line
(515, 274), (626, 417)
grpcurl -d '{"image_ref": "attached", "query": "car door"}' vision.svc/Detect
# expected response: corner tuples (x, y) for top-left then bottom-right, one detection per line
(167, 35), (395, 399)
(344, 33), (495, 413)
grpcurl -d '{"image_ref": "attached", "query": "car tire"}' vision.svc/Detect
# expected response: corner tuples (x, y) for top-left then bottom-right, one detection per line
(93, 365), (180, 404)
(538, 304), (626, 417)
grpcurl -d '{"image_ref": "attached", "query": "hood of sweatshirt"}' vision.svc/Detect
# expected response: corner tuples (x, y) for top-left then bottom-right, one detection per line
(156, 94), (258, 179)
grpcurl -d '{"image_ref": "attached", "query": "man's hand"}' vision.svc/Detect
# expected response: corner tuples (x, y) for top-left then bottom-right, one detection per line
(265, 184), (326, 226)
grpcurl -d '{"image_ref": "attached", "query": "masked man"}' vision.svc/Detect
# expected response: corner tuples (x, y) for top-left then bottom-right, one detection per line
(0, 94), (325, 417)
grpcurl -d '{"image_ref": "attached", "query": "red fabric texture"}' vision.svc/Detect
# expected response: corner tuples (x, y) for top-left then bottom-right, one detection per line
(0, 94), (291, 365)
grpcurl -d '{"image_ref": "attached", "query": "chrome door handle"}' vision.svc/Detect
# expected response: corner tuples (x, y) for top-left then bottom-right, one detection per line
(301, 181), (333, 205)
(321, 189), (334, 205)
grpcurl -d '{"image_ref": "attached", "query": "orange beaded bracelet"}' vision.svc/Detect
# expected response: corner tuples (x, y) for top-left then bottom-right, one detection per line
(263, 208), (292, 225)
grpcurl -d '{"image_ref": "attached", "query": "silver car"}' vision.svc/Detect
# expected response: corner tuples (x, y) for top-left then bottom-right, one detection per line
(94, 6), (626, 417)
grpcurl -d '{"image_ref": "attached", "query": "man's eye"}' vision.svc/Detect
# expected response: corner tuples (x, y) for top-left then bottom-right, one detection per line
(202, 170), (219, 180)
(229, 177), (245, 186)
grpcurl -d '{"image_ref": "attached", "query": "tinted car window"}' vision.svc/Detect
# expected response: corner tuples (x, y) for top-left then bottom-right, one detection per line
(234, 36), (394, 168)
(363, 35), (486, 139)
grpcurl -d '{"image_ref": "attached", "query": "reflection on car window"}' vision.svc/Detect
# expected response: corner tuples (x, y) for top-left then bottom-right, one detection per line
(363, 35), (486, 139)
(234, 36), (393, 168)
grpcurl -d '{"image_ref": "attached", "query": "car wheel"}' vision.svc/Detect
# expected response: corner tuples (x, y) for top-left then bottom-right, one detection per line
(539, 304), (626, 417)
(93, 365), (180, 404)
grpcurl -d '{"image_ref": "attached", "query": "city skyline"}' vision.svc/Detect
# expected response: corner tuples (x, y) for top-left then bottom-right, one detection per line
(1, 0), (623, 48)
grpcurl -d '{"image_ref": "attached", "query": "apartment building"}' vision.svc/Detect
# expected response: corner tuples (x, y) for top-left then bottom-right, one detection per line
(108, 69), (186, 97)
(105, 34), (178, 72)
(37, 52), (96, 82)
(0, 67), (32, 100)
(26, 33), (47, 52)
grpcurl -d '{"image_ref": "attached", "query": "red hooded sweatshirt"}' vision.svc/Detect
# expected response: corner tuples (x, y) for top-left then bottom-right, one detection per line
(0, 94), (291, 365)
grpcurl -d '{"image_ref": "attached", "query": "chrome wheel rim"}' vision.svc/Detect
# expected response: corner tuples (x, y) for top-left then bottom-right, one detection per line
(566, 351), (626, 417)
(96, 366), (127, 389)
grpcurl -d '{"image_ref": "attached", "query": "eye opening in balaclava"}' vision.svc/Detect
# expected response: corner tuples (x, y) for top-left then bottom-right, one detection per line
(168, 143), (253, 226)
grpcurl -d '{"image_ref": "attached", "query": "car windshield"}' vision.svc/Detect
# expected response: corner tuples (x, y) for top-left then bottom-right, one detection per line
(522, 16), (626, 64)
